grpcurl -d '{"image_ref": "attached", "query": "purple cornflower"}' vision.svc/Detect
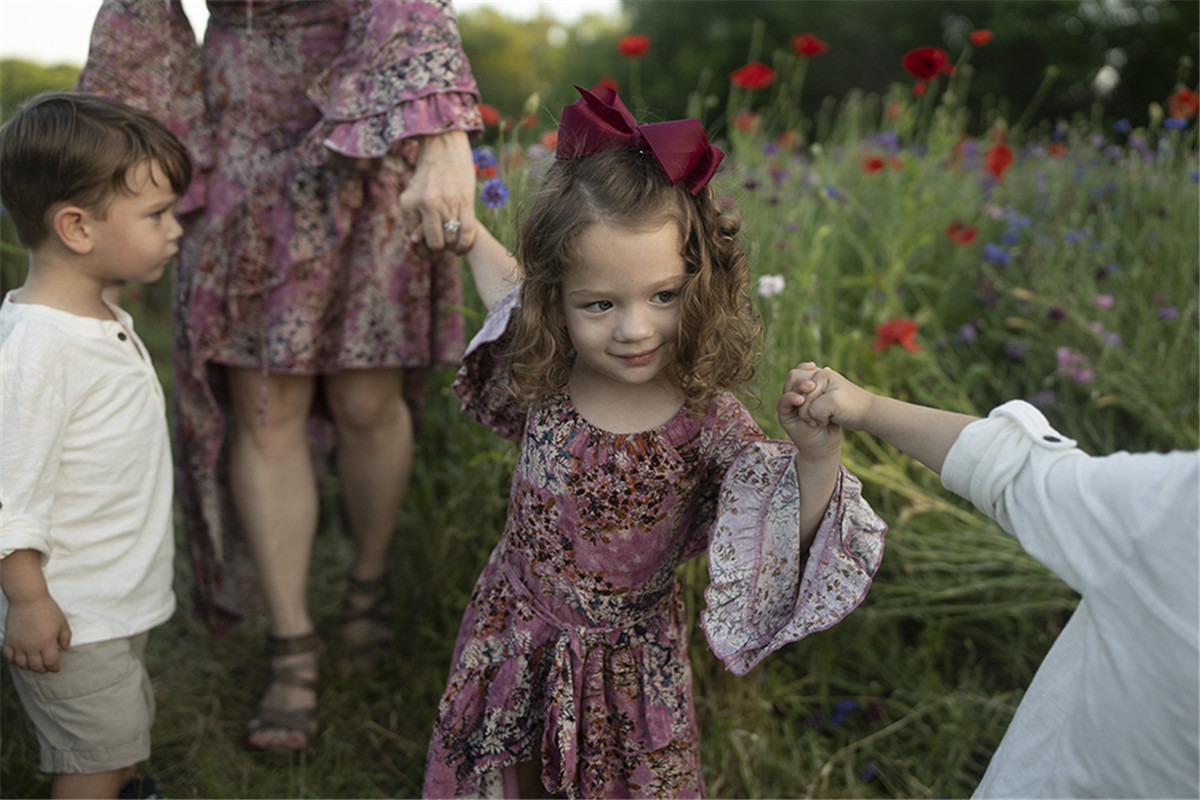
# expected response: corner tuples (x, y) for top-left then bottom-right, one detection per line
(1004, 339), (1028, 361)
(981, 243), (1011, 266)
(480, 177), (510, 209)
(1057, 346), (1094, 385)
(1164, 117), (1189, 130)
(472, 147), (498, 170)
(829, 699), (857, 726)
(1063, 229), (1086, 245)
(1158, 306), (1179, 319)
(1092, 294), (1115, 309)
(958, 322), (979, 343)
(1114, 118), (1133, 134)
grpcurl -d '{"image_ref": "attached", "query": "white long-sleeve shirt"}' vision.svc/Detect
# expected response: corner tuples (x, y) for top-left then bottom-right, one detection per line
(942, 400), (1198, 799)
(1, 292), (175, 646)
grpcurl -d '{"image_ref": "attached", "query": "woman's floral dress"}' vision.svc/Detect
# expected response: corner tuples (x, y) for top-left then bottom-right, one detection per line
(75, 0), (481, 630)
(423, 291), (888, 799)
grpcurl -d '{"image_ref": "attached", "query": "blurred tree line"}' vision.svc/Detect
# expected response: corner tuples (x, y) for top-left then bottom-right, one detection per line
(460, 0), (1198, 139)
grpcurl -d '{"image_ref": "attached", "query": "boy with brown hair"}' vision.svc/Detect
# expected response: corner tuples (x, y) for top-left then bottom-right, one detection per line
(0, 91), (191, 799)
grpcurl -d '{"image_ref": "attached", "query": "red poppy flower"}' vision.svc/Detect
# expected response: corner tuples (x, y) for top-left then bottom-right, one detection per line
(970, 29), (994, 47)
(985, 142), (1014, 179)
(1168, 87), (1199, 120)
(777, 129), (801, 149)
(479, 103), (500, 127)
(862, 156), (886, 174)
(791, 33), (830, 58)
(476, 163), (497, 179)
(1048, 142), (1067, 158)
(617, 34), (650, 58)
(731, 62), (777, 91)
(945, 220), (978, 246)
(872, 318), (921, 352)
(902, 47), (949, 79)
(521, 114), (538, 129)
(597, 75), (620, 92)
(732, 109), (758, 132)
(912, 80), (928, 97)
(539, 130), (558, 150)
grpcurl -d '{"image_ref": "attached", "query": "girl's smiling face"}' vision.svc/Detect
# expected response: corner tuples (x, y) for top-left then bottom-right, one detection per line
(562, 219), (686, 395)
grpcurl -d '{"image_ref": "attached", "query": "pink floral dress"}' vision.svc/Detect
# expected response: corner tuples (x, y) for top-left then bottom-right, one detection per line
(76, 0), (482, 630)
(423, 291), (887, 799)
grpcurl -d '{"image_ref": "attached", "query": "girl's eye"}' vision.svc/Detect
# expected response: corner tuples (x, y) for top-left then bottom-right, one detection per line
(652, 290), (677, 304)
(586, 300), (613, 311)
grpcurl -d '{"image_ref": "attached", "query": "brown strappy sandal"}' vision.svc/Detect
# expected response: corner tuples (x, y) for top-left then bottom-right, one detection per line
(336, 574), (394, 676)
(246, 631), (321, 754)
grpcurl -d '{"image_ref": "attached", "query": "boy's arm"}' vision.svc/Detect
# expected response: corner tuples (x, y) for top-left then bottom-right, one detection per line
(462, 222), (521, 310)
(0, 549), (71, 673)
(784, 362), (979, 475)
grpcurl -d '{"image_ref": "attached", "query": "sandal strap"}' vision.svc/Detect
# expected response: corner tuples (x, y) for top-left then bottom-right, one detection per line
(341, 575), (393, 625)
(267, 631), (322, 658)
(265, 632), (321, 691)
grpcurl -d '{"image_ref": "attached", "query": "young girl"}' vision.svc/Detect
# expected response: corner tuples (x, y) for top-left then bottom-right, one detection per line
(423, 86), (887, 799)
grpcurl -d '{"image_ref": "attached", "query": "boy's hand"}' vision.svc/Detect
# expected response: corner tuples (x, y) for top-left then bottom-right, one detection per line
(779, 362), (874, 434)
(3, 595), (71, 673)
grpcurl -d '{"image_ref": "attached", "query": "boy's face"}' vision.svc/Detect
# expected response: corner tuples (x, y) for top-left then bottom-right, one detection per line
(85, 159), (182, 285)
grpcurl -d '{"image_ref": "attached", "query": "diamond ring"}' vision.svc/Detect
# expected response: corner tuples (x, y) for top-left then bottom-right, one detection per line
(442, 219), (462, 235)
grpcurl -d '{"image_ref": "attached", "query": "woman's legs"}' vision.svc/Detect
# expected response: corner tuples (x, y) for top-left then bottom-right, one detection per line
(324, 368), (412, 583)
(324, 368), (412, 663)
(227, 368), (320, 749)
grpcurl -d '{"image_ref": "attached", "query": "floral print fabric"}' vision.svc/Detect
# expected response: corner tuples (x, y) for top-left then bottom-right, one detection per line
(76, 0), (481, 629)
(424, 291), (887, 798)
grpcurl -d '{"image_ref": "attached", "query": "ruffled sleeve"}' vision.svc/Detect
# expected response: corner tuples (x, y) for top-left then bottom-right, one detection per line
(301, 0), (482, 164)
(75, 0), (211, 215)
(701, 442), (887, 676)
(451, 289), (527, 441)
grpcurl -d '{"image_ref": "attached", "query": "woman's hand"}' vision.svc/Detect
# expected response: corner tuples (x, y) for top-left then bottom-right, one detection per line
(401, 130), (478, 255)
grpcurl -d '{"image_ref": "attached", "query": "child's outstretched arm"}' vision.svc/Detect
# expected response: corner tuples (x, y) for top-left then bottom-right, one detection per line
(0, 550), (71, 673)
(462, 221), (521, 311)
(781, 362), (980, 475)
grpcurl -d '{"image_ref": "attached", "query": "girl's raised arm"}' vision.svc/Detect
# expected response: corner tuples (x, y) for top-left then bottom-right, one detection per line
(463, 222), (521, 310)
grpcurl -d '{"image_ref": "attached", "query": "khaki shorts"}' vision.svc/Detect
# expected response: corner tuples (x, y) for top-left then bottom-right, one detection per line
(8, 633), (154, 774)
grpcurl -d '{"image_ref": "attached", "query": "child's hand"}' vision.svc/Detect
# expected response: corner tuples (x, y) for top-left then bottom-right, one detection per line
(779, 362), (875, 439)
(3, 595), (71, 673)
(778, 362), (844, 461)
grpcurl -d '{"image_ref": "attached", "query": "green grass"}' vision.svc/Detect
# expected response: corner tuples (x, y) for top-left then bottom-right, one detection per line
(3, 73), (1197, 799)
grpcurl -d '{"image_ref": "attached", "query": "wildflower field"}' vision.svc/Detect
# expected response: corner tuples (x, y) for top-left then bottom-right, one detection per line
(2, 22), (1198, 800)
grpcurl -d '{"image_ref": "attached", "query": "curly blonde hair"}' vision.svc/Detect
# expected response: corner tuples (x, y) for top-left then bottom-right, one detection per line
(509, 146), (761, 416)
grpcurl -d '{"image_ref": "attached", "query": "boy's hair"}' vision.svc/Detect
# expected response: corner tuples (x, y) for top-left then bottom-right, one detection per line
(0, 92), (192, 248)
(512, 146), (762, 416)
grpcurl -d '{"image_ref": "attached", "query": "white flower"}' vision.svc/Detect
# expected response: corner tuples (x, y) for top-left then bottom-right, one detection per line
(757, 274), (786, 297)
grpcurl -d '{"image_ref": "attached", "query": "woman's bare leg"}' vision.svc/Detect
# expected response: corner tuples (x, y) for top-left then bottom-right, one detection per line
(323, 368), (412, 669)
(324, 368), (413, 585)
(227, 367), (319, 748)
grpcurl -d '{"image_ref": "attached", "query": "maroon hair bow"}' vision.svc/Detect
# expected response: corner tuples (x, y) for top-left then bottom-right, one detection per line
(555, 85), (724, 195)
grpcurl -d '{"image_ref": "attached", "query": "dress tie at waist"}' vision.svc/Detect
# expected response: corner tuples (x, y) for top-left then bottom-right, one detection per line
(501, 562), (677, 793)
